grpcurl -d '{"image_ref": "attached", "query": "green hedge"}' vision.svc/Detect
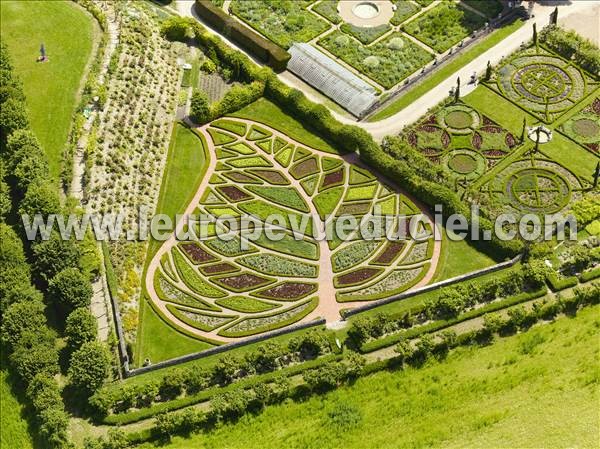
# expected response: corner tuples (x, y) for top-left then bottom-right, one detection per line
(103, 353), (343, 425)
(194, 1), (290, 72)
(546, 273), (579, 292)
(580, 266), (600, 282)
(360, 287), (547, 353)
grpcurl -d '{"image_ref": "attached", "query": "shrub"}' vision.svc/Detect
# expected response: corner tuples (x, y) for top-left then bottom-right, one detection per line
(190, 90), (211, 124)
(1, 299), (46, 348)
(65, 307), (98, 351)
(68, 341), (112, 396)
(48, 267), (93, 314)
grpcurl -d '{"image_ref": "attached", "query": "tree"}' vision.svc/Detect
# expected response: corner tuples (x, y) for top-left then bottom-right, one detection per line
(594, 162), (599, 188)
(1, 299), (46, 348)
(48, 267), (93, 313)
(10, 329), (59, 382)
(346, 351), (366, 378)
(520, 117), (527, 142)
(394, 337), (413, 365)
(13, 149), (50, 194)
(245, 342), (283, 374)
(32, 232), (81, 282)
(27, 373), (63, 411)
(533, 23), (538, 47)
(18, 178), (61, 219)
(0, 97), (28, 140)
(190, 90), (211, 124)
(288, 329), (329, 359)
(38, 407), (70, 449)
(0, 178), (11, 220)
(212, 354), (238, 385)
(454, 77), (460, 102)
(5, 129), (42, 168)
(484, 60), (492, 81)
(160, 17), (192, 41)
(68, 341), (111, 396)
(65, 307), (98, 351)
(303, 362), (347, 391)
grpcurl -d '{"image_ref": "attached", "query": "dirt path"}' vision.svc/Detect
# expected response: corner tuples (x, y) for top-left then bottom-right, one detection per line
(145, 118), (441, 341)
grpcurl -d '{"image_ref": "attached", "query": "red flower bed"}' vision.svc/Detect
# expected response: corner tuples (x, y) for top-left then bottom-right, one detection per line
(217, 273), (271, 291)
(407, 131), (418, 147)
(425, 114), (437, 124)
(217, 185), (251, 202)
(590, 98), (600, 116)
(586, 143), (598, 153)
(200, 262), (238, 275)
(480, 126), (503, 134)
(472, 133), (482, 150)
(482, 116), (496, 126)
(336, 268), (382, 286)
(419, 125), (438, 133)
(258, 282), (316, 300)
(290, 158), (318, 179)
(249, 169), (288, 185)
(322, 168), (344, 187)
(441, 131), (451, 148)
(373, 241), (406, 264)
(223, 171), (260, 183)
(421, 148), (439, 155)
(180, 243), (217, 264)
(505, 133), (517, 148)
(483, 149), (506, 158)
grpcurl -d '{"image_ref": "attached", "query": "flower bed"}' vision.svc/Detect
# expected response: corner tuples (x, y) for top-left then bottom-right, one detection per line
(246, 185), (309, 212)
(334, 267), (383, 287)
(216, 185), (252, 202)
(215, 296), (279, 313)
(227, 155), (272, 168)
(372, 241), (406, 265)
(318, 31), (434, 89)
(154, 271), (218, 311)
(320, 168), (345, 190)
(402, 3), (486, 53)
(289, 156), (319, 179)
(255, 282), (317, 300)
(167, 305), (236, 332)
(199, 262), (240, 276)
(218, 297), (318, 337)
(344, 183), (378, 202)
(238, 254), (318, 278)
(222, 171), (262, 184)
(205, 236), (256, 257)
(179, 242), (219, 265)
(332, 240), (381, 272)
(230, 0), (330, 49)
(172, 250), (227, 298)
(340, 23), (391, 45)
(312, 0), (342, 24)
(314, 186), (344, 219)
(337, 265), (428, 301)
(213, 272), (274, 293)
(247, 169), (290, 185)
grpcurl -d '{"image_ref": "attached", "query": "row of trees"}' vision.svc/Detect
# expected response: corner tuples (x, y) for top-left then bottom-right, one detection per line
(90, 329), (333, 417)
(0, 40), (111, 448)
(347, 262), (548, 347)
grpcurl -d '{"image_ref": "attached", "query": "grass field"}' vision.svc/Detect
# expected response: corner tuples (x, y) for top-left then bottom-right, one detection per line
(369, 19), (524, 122)
(135, 300), (214, 364)
(230, 98), (340, 154)
(0, 0), (97, 183)
(138, 305), (600, 449)
(433, 230), (497, 282)
(0, 369), (34, 449)
(136, 124), (209, 364)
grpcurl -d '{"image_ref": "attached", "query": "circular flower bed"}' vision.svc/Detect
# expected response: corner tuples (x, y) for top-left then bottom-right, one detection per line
(506, 167), (571, 214)
(572, 118), (600, 139)
(443, 149), (485, 180)
(448, 153), (477, 174)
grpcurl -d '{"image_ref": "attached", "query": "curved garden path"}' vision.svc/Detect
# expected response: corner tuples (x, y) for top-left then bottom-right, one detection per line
(145, 118), (441, 342)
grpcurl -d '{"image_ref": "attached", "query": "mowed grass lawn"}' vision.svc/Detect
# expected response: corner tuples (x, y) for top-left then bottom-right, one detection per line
(136, 124), (209, 364)
(230, 98), (341, 154)
(0, 369), (33, 449)
(139, 305), (600, 449)
(0, 0), (97, 182)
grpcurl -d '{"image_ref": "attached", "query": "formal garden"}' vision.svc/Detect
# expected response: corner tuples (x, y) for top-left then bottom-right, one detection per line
(148, 117), (435, 345)
(219, 0), (499, 90)
(1, 2), (599, 449)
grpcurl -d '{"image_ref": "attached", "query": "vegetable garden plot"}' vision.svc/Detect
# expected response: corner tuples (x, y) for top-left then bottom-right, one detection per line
(146, 118), (436, 344)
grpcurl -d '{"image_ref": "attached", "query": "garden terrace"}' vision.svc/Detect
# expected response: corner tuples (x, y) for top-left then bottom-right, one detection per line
(145, 117), (438, 347)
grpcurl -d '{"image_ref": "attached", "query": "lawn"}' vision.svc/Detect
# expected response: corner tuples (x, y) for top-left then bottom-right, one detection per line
(369, 19), (524, 121)
(230, 98), (340, 154)
(135, 299), (215, 365)
(0, 0), (98, 183)
(146, 124), (208, 259)
(138, 305), (600, 449)
(432, 230), (498, 282)
(0, 369), (34, 449)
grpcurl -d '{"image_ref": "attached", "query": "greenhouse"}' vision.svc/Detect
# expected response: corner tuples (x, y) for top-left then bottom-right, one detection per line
(287, 43), (378, 118)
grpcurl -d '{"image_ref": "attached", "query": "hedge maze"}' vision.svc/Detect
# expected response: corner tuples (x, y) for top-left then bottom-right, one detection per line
(148, 118), (435, 344)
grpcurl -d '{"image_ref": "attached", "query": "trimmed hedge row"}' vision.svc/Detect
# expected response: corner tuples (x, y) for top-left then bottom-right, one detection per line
(194, 1), (290, 72)
(102, 353), (343, 425)
(546, 273), (579, 292)
(580, 266), (600, 282)
(540, 25), (600, 76)
(360, 287), (547, 353)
